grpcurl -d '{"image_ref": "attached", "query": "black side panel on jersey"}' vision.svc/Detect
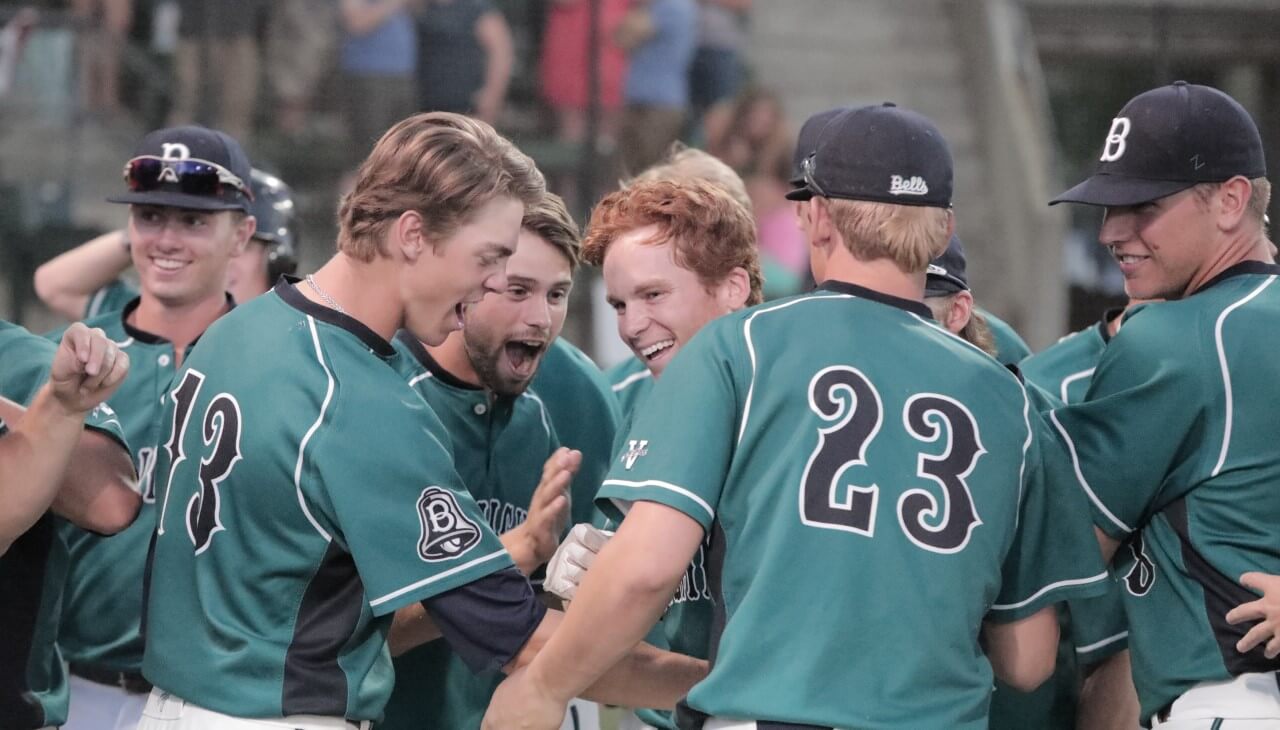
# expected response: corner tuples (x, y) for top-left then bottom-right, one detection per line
(282, 541), (365, 715)
(0, 516), (52, 729)
(1165, 498), (1280, 675)
(675, 521), (724, 730)
(423, 567), (546, 673)
(673, 520), (834, 730)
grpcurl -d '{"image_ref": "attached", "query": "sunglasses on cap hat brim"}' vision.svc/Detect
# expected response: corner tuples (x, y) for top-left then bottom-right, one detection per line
(108, 155), (254, 211)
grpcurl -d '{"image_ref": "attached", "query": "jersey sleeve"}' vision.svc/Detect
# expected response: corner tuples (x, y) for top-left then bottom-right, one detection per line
(594, 322), (742, 532)
(1067, 577), (1129, 665)
(988, 408), (1109, 622)
(312, 388), (515, 617)
(0, 323), (55, 407)
(1047, 314), (1205, 539)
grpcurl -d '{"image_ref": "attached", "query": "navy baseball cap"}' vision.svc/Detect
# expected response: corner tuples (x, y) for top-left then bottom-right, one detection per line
(925, 234), (969, 297)
(788, 106), (849, 200)
(108, 126), (254, 213)
(1051, 81), (1266, 207)
(786, 102), (954, 208)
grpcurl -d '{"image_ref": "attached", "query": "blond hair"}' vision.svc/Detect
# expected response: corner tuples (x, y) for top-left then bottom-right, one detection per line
(826, 199), (952, 272)
(629, 143), (753, 212)
(338, 112), (545, 261)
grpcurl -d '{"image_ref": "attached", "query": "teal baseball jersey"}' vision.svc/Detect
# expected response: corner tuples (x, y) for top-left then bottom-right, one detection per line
(1020, 308), (1120, 405)
(597, 281), (1108, 729)
(142, 282), (517, 721)
(381, 332), (559, 730)
(1021, 307), (1130, 667)
(52, 296), (207, 674)
(1050, 262), (1280, 722)
(84, 279), (140, 319)
(979, 306), (1033, 366)
(607, 356), (653, 438)
(0, 321), (130, 729)
(532, 338), (623, 525)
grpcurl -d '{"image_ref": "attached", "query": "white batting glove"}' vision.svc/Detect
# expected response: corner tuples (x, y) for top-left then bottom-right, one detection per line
(544, 523), (613, 601)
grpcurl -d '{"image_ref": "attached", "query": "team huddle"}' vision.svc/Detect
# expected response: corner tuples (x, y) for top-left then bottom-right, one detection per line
(2, 80), (1280, 730)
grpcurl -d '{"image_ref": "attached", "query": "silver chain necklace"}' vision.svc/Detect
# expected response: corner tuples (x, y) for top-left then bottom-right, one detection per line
(305, 275), (347, 315)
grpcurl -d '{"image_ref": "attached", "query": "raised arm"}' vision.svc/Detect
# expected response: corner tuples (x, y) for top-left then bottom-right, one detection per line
(33, 229), (133, 320)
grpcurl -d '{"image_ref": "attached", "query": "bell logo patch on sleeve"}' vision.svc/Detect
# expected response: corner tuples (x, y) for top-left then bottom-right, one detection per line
(416, 487), (482, 562)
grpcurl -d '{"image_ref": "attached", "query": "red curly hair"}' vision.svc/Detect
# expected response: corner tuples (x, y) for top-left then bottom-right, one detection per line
(582, 178), (763, 306)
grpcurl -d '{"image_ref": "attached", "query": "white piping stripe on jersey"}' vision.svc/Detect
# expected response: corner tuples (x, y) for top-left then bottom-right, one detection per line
(601, 478), (715, 522)
(408, 370), (434, 387)
(739, 294), (854, 445)
(990, 570), (1109, 610)
(114, 336), (136, 348)
(1211, 275), (1276, 477)
(295, 317), (334, 543)
(1049, 409), (1133, 534)
(1016, 380), (1032, 519)
(1075, 630), (1129, 656)
(610, 368), (652, 393)
(1059, 368), (1096, 404)
(521, 390), (553, 440)
(369, 549), (509, 608)
(86, 287), (109, 319)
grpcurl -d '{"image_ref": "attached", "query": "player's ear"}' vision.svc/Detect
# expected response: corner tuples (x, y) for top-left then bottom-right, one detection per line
(948, 290), (975, 333)
(396, 210), (427, 263)
(231, 213), (255, 256)
(717, 267), (752, 312)
(1215, 176), (1252, 231)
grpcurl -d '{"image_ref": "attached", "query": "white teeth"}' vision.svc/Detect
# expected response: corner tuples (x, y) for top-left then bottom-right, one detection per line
(640, 339), (675, 357)
(153, 258), (187, 271)
(1116, 254), (1146, 264)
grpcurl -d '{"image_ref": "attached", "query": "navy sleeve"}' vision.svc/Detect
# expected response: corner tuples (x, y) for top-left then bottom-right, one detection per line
(421, 566), (547, 673)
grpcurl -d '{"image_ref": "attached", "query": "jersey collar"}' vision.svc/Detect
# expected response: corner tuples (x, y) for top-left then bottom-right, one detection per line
(816, 279), (935, 319)
(393, 330), (484, 391)
(119, 293), (235, 348)
(275, 278), (396, 358)
(1191, 260), (1280, 296)
(1098, 307), (1124, 344)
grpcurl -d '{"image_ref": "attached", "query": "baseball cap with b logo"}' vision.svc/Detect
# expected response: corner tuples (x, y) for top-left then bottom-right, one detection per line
(108, 125), (254, 213)
(1051, 81), (1266, 207)
(786, 102), (954, 208)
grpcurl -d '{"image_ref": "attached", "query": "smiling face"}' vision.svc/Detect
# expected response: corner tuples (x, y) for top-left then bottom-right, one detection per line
(400, 195), (524, 347)
(603, 225), (736, 378)
(128, 205), (252, 308)
(462, 229), (573, 396)
(1099, 188), (1216, 300)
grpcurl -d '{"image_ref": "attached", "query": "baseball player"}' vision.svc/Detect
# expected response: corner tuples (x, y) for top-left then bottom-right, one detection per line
(1049, 81), (1280, 728)
(381, 194), (597, 730)
(49, 124), (257, 730)
(1018, 304), (1143, 730)
(605, 145), (759, 424)
(485, 103), (1108, 730)
(0, 320), (138, 729)
(34, 168), (300, 321)
(548, 174), (763, 730)
(138, 112), (705, 730)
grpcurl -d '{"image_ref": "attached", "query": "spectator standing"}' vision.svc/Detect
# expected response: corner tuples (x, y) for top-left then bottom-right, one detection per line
(690, 0), (749, 144)
(616, 0), (696, 175)
(339, 0), (418, 160)
(168, 0), (265, 144)
(265, 0), (337, 136)
(71, 0), (132, 117)
(539, 0), (630, 147)
(416, 0), (513, 125)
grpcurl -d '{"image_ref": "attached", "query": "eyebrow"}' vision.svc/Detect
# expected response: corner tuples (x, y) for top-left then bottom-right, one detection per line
(483, 242), (515, 257)
(507, 274), (575, 289)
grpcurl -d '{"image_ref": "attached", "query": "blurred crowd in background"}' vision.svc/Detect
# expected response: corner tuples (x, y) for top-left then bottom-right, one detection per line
(1, 0), (829, 357)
